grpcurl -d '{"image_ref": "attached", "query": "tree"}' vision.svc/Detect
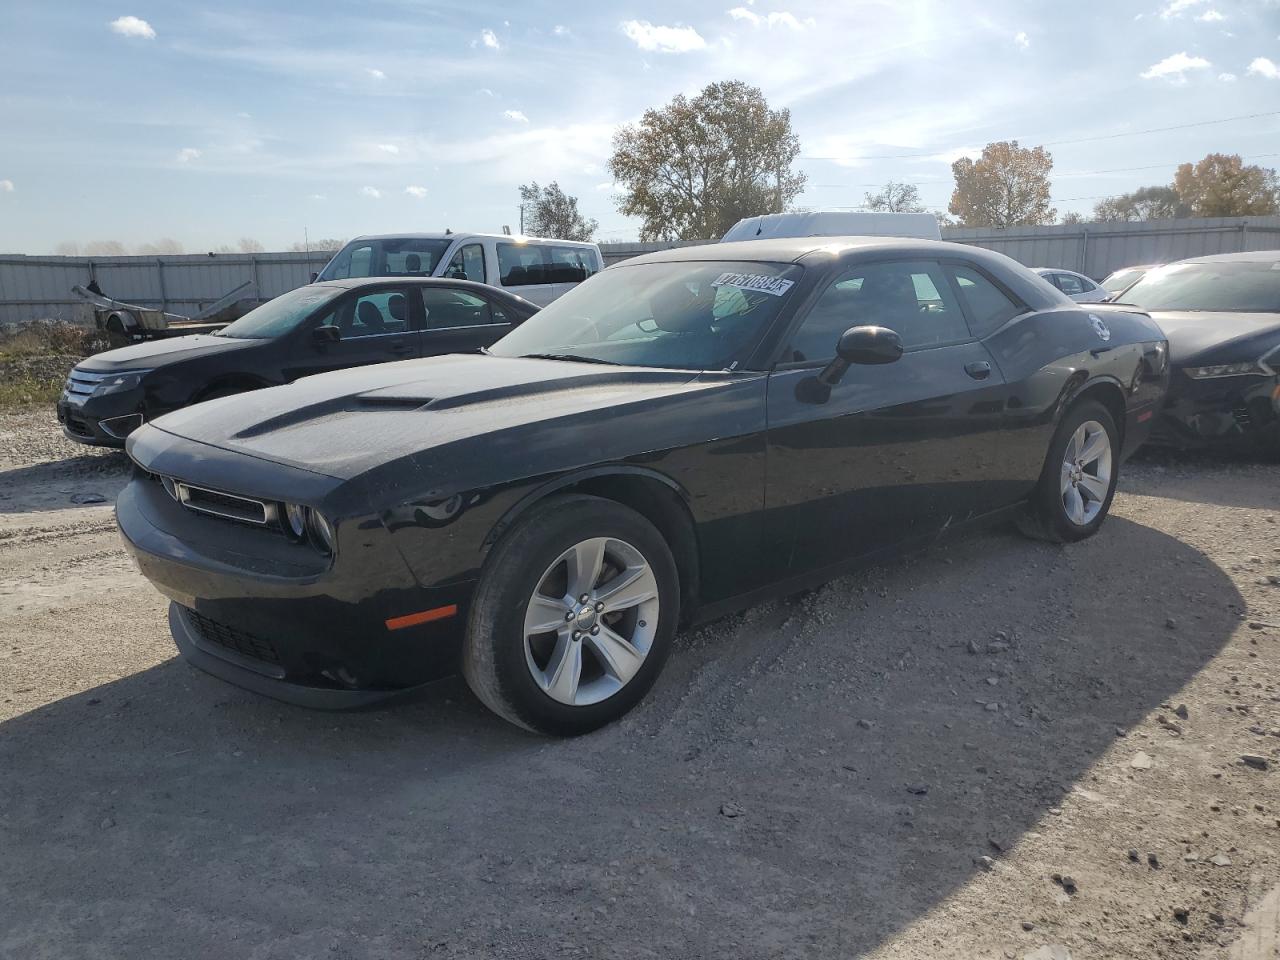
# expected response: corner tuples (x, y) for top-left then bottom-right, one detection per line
(1173, 153), (1280, 217)
(1061, 211), (1086, 225)
(238, 237), (265, 253)
(518, 181), (598, 241)
(1092, 185), (1189, 222)
(82, 240), (128, 256)
(289, 238), (347, 252)
(608, 80), (806, 240)
(864, 181), (925, 213)
(948, 141), (1055, 227)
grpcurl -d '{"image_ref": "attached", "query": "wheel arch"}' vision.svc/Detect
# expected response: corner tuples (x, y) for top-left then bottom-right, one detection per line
(1060, 375), (1127, 447)
(484, 467), (701, 622)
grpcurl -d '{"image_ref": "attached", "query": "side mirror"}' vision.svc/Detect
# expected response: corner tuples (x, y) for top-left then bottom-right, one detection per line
(818, 325), (903, 386)
(309, 272), (319, 283)
(312, 325), (341, 344)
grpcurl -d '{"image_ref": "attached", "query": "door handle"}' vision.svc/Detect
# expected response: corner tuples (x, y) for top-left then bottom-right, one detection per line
(964, 361), (991, 381)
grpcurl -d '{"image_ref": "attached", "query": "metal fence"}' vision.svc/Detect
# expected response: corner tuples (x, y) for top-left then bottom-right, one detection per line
(3, 216), (1279, 326)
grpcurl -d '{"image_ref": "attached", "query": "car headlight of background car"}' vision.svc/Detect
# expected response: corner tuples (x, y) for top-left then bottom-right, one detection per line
(1186, 360), (1269, 379)
(92, 371), (151, 396)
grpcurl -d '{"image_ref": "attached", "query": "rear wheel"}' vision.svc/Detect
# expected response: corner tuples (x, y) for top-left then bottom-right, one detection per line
(1018, 400), (1119, 543)
(462, 495), (680, 735)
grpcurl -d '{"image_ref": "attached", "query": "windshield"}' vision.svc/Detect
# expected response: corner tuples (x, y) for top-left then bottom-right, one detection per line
(1101, 268), (1146, 295)
(318, 238), (453, 280)
(215, 286), (341, 339)
(1119, 260), (1280, 313)
(488, 260), (803, 370)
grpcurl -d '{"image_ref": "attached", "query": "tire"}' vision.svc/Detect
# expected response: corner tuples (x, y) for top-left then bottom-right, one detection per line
(462, 494), (680, 736)
(1017, 400), (1120, 543)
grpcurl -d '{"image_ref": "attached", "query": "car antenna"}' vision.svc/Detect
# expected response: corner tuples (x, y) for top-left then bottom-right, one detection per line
(445, 227), (452, 235)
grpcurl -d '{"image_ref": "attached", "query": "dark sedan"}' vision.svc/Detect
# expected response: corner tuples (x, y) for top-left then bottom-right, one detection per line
(1113, 251), (1280, 458)
(56, 277), (538, 446)
(116, 237), (1168, 734)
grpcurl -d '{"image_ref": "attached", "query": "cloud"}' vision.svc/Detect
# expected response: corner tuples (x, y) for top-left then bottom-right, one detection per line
(1014, 31), (1029, 49)
(503, 109), (529, 123)
(553, 25), (570, 37)
(365, 67), (386, 80)
(308, 193), (326, 201)
(479, 87), (495, 97)
(109, 15), (155, 39)
(621, 20), (707, 53)
(1197, 9), (1224, 20)
(376, 143), (399, 154)
(0, 179), (13, 193)
(176, 147), (201, 163)
(727, 8), (815, 29)
(1160, 0), (1206, 18)
(405, 185), (428, 199)
(594, 181), (619, 192)
(360, 186), (382, 199)
(1248, 56), (1280, 79)
(481, 29), (499, 49)
(1139, 51), (1211, 82)
(1218, 71), (1237, 81)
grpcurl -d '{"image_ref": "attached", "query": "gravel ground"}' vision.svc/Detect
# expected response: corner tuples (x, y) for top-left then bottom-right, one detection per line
(1, 408), (1278, 960)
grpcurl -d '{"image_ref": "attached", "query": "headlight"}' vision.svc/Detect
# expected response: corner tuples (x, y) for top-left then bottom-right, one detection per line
(307, 509), (337, 555)
(284, 502), (308, 540)
(1186, 361), (1265, 379)
(92, 371), (149, 396)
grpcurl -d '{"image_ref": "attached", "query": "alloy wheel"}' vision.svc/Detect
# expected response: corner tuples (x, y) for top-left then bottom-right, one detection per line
(1059, 419), (1113, 526)
(523, 537), (660, 706)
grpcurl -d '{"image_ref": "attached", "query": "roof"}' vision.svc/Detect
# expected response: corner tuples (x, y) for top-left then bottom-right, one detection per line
(1178, 250), (1280, 264)
(622, 235), (1012, 266)
(309, 277), (536, 304)
(346, 232), (598, 247)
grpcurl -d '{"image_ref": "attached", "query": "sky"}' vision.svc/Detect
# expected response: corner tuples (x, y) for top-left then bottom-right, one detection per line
(0, 0), (1278, 254)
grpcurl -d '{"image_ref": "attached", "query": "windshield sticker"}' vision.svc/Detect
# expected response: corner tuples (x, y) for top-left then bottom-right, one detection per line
(711, 272), (795, 297)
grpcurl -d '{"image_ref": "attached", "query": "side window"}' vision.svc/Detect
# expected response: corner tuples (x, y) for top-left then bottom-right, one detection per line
(948, 265), (1023, 338)
(547, 246), (599, 283)
(1055, 273), (1085, 297)
(787, 260), (968, 362)
(316, 290), (409, 339)
(497, 243), (546, 286)
(420, 289), (494, 329)
(1079, 276), (1098, 292)
(444, 244), (486, 283)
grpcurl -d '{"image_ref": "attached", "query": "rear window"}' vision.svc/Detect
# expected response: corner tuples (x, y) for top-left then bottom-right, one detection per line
(497, 243), (600, 286)
(1119, 260), (1280, 313)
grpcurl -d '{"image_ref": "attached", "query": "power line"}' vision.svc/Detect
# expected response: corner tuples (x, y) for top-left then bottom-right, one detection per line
(798, 110), (1280, 162)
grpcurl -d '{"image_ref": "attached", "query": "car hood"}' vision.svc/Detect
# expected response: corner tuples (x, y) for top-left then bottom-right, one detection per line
(1146, 311), (1280, 364)
(146, 354), (724, 480)
(77, 334), (264, 372)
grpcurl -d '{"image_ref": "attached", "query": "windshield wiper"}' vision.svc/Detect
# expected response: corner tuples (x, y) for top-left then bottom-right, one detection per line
(519, 353), (623, 365)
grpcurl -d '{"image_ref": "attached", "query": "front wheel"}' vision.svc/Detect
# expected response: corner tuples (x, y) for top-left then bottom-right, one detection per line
(1018, 400), (1119, 543)
(462, 495), (680, 736)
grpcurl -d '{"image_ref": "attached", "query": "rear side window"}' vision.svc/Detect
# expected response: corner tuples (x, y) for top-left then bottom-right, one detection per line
(316, 290), (410, 339)
(497, 243), (599, 286)
(949, 265), (1023, 338)
(1055, 273), (1085, 297)
(419, 289), (498, 329)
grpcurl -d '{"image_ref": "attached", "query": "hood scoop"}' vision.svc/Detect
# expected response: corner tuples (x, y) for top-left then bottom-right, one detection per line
(352, 394), (435, 410)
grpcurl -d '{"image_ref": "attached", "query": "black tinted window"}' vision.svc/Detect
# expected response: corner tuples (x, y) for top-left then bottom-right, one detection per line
(1056, 273), (1085, 296)
(497, 243), (598, 286)
(316, 290), (410, 339)
(950, 265), (1022, 337)
(789, 260), (968, 361)
(420, 289), (495, 329)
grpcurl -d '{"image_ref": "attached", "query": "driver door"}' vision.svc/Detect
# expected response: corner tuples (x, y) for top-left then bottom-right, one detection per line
(283, 286), (421, 380)
(764, 259), (1009, 579)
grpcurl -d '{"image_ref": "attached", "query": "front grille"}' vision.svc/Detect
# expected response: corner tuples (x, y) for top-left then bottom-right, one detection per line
(1232, 402), (1253, 429)
(63, 413), (93, 438)
(187, 610), (282, 665)
(65, 368), (110, 397)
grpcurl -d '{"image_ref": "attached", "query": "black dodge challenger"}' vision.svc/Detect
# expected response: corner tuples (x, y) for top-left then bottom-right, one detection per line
(1110, 251), (1280, 458)
(57, 277), (537, 446)
(117, 238), (1169, 734)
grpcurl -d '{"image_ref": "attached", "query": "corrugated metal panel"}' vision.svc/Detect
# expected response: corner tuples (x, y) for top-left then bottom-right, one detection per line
(3, 221), (1279, 324)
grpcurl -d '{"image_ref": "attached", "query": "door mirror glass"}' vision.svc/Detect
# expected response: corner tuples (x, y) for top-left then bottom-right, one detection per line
(313, 324), (341, 343)
(837, 325), (903, 365)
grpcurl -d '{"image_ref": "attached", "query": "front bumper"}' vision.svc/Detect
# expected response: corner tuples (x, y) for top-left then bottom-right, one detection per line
(116, 443), (475, 709)
(56, 386), (146, 447)
(1152, 370), (1280, 452)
